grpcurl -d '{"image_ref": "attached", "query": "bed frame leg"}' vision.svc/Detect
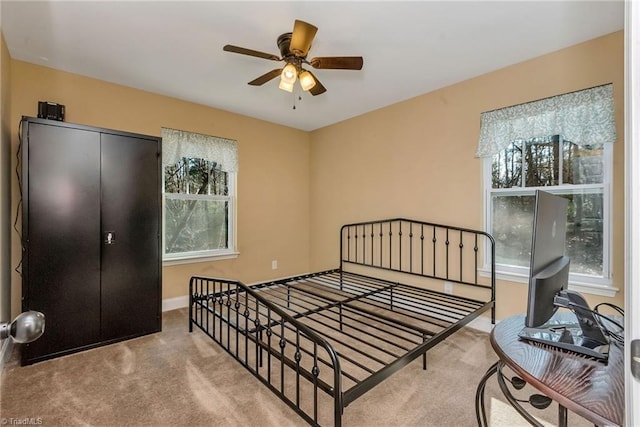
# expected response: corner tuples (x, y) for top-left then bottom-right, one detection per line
(189, 282), (193, 333)
(422, 334), (428, 370)
(259, 329), (264, 368)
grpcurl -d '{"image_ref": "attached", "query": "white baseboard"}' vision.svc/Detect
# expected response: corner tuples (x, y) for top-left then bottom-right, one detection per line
(162, 295), (189, 312)
(466, 316), (496, 333)
(0, 338), (14, 381)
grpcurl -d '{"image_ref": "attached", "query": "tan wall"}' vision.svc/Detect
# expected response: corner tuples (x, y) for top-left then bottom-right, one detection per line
(10, 61), (311, 317)
(1, 32), (12, 323)
(7, 31), (625, 321)
(309, 31), (625, 320)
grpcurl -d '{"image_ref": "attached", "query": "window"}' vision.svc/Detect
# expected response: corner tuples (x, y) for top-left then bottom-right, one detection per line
(161, 128), (238, 262)
(164, 158), (234, 258)
(477, 84), (616, 294)
(485, 136), (611, 283)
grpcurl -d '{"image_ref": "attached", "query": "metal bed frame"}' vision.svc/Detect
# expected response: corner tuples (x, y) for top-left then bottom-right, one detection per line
(189, 218), (495, 426)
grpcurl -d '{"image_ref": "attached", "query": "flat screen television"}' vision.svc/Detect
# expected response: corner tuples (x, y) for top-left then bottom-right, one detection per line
(524, 190), (570, 328)
(518, 190), (609, 361)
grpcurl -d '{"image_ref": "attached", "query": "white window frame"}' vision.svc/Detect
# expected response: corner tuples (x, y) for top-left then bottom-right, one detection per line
(162, 164), (238, 265)
(482, 140), (616, 297)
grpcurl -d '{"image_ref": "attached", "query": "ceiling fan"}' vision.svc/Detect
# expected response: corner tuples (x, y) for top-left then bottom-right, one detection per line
(223, 20), (363, 96)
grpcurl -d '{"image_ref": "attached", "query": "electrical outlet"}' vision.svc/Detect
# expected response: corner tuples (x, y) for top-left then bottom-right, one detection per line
(444, 281), (453, 295)
(272, 260), (278, 270)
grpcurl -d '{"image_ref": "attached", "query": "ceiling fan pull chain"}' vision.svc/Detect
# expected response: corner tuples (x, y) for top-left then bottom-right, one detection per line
(292, 88), (302, 110)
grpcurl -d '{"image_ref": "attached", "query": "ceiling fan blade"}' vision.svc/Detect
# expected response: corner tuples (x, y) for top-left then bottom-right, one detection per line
(310, 56), (364, 70)
(223, 45), (281, 61)
(248, 69), (282, 86)
(307, 71), (327, 96)
(290, 20), (318, 57)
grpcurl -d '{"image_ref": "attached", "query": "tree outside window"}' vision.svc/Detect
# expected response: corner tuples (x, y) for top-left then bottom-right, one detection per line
(488, 136), (608, 279)
(164, 157), (234, 259)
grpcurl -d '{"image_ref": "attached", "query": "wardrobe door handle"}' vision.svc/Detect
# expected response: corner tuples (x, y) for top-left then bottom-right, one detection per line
(104, 231), (115, 245)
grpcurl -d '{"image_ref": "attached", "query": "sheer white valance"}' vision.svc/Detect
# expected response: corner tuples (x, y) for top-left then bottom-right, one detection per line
(476, 84), (616, 157)
(162, 127), (238, 173)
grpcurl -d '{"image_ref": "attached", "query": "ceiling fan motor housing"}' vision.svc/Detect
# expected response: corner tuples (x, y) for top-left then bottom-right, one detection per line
(277, 33), (294, 58)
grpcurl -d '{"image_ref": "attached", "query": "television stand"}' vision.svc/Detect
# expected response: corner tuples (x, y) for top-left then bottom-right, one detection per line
(518, 322), (609, 361)
(518, 290), (610, 362)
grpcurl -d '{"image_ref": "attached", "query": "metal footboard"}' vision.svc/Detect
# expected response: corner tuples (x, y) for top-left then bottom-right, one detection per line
(189, 277), (343, 426)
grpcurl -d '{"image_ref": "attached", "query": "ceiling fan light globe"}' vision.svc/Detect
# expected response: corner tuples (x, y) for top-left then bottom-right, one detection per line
(278, 80), (294, 93)
(299, 71), (316, 91)
(281, 63), (297, 83)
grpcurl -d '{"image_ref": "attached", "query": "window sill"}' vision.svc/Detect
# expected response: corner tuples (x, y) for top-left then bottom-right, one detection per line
(163, 252), (239, 266)
(479, 269), (618, 298)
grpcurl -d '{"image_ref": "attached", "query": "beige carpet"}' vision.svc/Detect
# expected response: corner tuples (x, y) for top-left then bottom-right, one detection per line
(1, 308), (591, 426)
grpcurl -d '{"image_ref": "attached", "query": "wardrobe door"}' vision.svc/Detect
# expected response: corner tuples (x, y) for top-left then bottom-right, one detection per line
(100, 133), (160, 340)
(24, 123), (101, 362)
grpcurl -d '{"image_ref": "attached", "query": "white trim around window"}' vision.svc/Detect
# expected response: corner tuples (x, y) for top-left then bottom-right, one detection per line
(162, 171), (238, 263)
(482, 143), (616, 296)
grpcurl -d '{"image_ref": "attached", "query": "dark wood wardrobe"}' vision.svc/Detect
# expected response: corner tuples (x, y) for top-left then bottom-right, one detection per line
(20, 117), (162, 365)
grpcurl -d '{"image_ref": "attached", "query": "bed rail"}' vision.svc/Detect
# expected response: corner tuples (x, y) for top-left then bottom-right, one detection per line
(340, 218), (495, 323)
(189, 276), (343, 426)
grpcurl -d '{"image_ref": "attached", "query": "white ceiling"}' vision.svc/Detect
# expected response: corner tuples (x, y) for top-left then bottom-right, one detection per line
(1, 1), (624, 131)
